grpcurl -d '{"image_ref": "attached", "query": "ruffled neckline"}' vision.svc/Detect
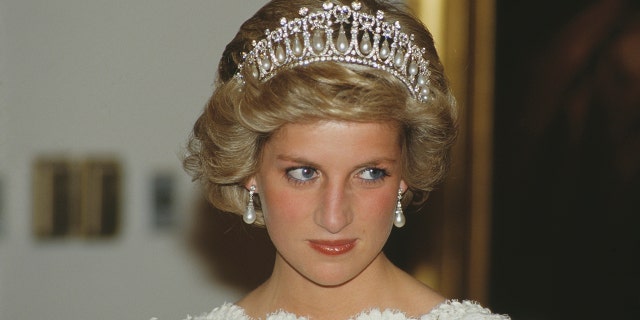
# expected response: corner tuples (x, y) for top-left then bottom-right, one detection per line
(184, 299), (510, 320)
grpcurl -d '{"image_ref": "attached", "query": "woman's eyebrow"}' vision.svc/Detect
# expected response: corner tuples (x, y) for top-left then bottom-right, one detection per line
(277, 154), (398, 169)
(275, 154), (321, 168)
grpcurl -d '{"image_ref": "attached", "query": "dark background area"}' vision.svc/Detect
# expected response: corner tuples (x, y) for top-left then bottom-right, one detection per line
(491, 0), (640, 318)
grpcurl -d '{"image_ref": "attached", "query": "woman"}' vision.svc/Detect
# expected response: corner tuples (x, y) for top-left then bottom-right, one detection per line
(183, 0), (509, 319)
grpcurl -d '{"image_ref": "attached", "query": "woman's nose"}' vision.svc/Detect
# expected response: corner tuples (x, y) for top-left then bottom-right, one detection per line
(314, 182), (352, 234)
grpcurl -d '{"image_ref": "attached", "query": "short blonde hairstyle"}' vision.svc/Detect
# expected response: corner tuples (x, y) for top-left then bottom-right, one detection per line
(184, 0), (457, 226)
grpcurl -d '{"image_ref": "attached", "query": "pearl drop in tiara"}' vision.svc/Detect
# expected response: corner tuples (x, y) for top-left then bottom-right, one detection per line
(235, 1), (433, 102)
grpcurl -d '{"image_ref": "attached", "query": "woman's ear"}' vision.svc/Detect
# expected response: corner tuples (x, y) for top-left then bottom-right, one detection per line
(245, 176), (258, 192)
(400, 179), (408, 193)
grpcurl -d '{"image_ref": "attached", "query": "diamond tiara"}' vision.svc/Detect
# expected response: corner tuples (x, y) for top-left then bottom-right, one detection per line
(235, 1), (433, 102)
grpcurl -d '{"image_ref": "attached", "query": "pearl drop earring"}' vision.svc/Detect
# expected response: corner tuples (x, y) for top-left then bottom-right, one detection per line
(394, 188), (406, 228)
(243, 185), (257, 224)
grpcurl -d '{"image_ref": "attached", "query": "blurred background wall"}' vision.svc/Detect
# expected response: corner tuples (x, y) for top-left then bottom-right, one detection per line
(0, 1), (267, 319)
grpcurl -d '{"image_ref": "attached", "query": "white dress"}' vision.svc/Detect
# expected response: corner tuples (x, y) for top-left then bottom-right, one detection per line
(176, 300), (510, 320)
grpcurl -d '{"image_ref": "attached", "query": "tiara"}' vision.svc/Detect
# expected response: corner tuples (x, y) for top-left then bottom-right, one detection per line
(235, 1), (433, 102)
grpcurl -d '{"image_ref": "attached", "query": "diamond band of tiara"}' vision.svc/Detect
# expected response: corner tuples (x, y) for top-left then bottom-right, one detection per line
(235, 1), (433, 102)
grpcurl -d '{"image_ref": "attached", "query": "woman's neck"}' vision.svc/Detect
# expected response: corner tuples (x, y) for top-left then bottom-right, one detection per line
(239, 252), (439, 320)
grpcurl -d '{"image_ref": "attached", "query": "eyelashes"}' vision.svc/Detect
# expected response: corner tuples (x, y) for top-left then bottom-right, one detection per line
(285, 166), (390, 186)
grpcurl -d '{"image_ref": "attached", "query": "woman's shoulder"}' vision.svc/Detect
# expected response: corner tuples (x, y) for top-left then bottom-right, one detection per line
(419, 300), (510, 320)
(174, 300), (509, 320)
(174, 303), (310, 320)
(175, 302), (308, 320)
(179, 303), (250, 320)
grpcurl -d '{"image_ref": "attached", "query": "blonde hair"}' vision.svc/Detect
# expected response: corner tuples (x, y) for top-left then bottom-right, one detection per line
(184, 0), (457, 225)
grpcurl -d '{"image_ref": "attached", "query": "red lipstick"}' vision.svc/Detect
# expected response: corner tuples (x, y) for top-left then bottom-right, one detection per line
(309, 239), (356, 256)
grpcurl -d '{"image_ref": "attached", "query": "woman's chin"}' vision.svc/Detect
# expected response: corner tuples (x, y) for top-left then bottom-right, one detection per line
(299, 268), (361, 288)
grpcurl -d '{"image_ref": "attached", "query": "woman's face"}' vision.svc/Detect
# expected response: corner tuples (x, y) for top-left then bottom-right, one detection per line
(249, 120), (407, 287)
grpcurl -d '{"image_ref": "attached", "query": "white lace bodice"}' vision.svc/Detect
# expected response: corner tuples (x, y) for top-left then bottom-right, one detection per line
(175, 300), (510, 320)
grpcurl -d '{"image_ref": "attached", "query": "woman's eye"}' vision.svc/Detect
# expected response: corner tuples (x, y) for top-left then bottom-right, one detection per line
(358, 168), (388, 181)
(287, 167), (318, 181)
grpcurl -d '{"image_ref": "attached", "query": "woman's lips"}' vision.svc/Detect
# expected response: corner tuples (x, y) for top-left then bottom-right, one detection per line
(308, 239), (356, 256)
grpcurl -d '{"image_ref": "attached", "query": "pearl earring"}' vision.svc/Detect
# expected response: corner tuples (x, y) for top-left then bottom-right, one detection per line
(394, 188), (406, 228)
(243, 185), (256, 224)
